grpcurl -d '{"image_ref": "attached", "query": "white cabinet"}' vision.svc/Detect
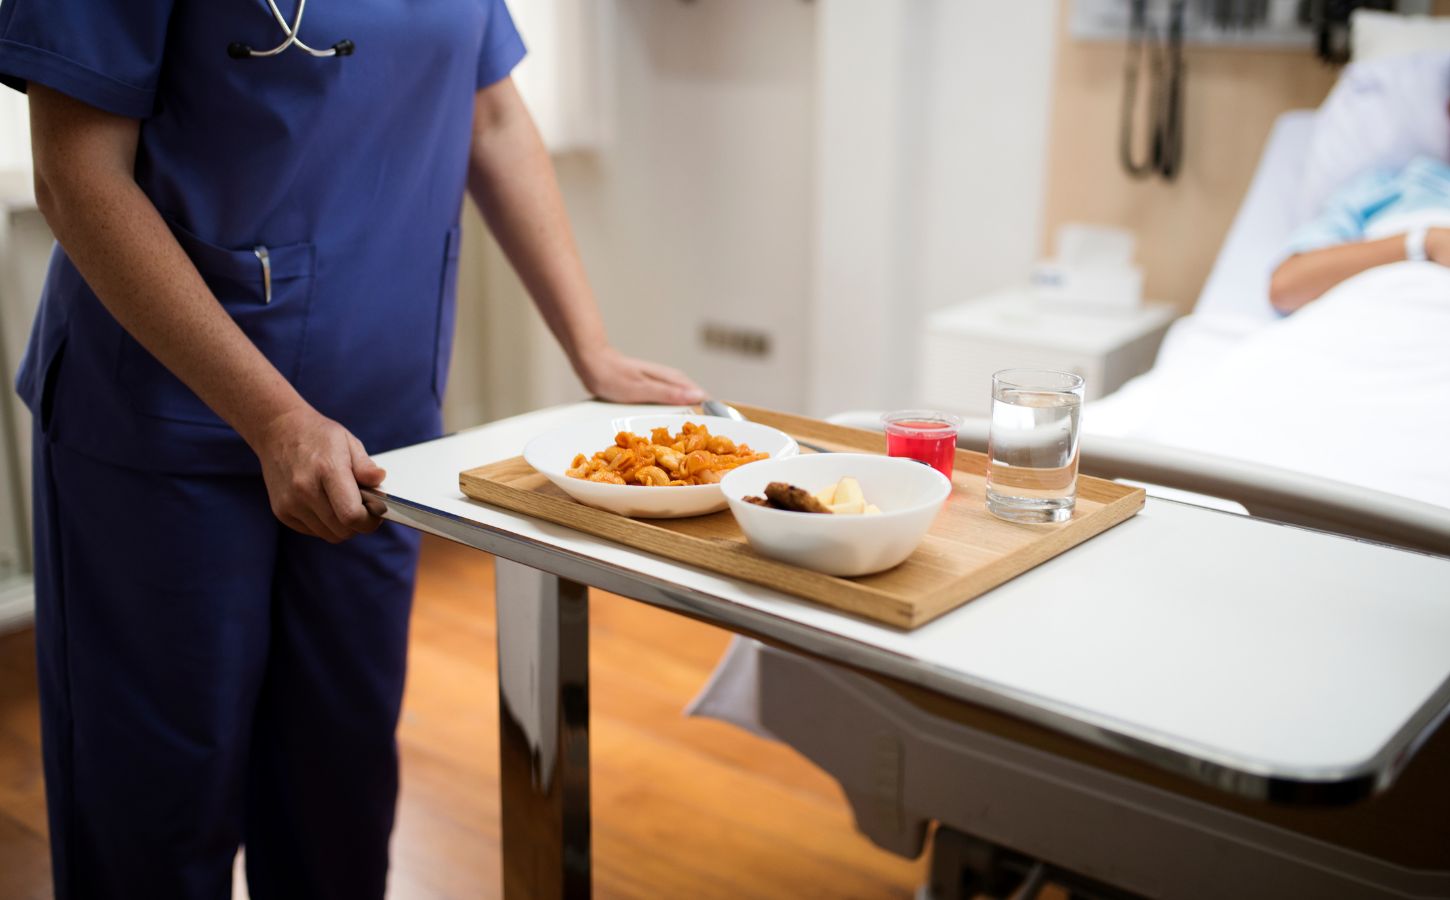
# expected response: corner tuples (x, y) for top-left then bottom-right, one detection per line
(919, 288), (1176, 417)
(0, 171), (46, 631)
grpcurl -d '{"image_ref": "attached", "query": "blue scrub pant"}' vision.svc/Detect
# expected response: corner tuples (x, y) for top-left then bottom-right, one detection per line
(32, 431), (421, 900)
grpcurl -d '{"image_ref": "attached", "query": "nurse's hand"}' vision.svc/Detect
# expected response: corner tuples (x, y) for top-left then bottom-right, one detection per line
(577, 345), (705, 406)
(253, 407), (387, 543)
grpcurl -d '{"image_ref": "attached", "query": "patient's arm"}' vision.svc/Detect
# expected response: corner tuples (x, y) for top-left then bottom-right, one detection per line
(1269, 227), (1449, 314)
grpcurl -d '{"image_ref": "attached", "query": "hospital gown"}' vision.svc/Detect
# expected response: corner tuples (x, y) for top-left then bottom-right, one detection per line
(1284, 156), (1450, 256)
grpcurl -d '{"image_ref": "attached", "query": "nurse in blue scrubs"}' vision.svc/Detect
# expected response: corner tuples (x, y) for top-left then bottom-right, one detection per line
(0, 1), (702, 897)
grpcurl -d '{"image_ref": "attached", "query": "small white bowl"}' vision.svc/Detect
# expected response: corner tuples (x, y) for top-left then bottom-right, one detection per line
(720, 453), (952, 577)
(523, 414), (798, 518)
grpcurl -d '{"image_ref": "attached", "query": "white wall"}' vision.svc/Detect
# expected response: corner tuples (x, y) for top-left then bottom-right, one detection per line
(0, 201), (47, 574)
(805, 0), (908, 419)
(0, 89), (32, 173)
(0, 64), (38, 623)
(0, 187), (46, 628)
(507, 0), (615, 155)
(452, 0), (1058, 425)
(456, 0), (818, 426)
(914, 1), (1057, 314)
(808, 0), (1057, 416)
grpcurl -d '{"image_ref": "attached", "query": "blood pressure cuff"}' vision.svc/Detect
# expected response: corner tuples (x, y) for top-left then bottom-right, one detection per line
(0, 0), (172, 119)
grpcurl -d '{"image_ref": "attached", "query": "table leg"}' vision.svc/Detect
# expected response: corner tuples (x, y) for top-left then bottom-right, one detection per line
(494, 559), (592, 898)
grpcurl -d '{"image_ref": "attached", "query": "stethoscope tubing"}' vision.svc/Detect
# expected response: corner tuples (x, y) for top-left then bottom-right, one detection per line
(231, 0), (353, 59)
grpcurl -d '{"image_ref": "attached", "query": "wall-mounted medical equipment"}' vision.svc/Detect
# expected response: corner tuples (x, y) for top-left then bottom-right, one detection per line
(1073, 0), (1430, 47)
(228, 0), (355, 59)
(1077, 0), (1310, 48)
(1118, 0), (1187, 181)
(1079, 0), (1436, 180)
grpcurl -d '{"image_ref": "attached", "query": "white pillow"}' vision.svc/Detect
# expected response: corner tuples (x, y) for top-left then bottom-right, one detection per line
(1353, 9), (1450, 63)
(1295, 50), (1450, 224)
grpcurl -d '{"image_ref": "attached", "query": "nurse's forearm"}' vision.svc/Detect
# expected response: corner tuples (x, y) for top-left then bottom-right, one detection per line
(28, 86), (306, 443)
(466, 79), (607, 368)
(30, 86), (385, 542)
(465, 78), (702, 406)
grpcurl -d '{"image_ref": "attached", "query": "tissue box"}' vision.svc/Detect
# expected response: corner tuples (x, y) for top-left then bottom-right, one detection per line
(1030, 261), (1144, 310)
(1032, 223), (1144, 310)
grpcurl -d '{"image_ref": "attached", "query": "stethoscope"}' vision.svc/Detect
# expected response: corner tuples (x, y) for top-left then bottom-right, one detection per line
(227, 0), (354, 60)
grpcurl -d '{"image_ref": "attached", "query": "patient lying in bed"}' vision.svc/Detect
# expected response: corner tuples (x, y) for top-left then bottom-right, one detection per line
(1269, 100), (1450, 313)
(1086, 53), (1450, 509)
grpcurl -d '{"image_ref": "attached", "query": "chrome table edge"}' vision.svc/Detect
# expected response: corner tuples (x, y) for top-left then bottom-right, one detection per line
(494, 559), (591, 897)
(367, 488), (1450, 806)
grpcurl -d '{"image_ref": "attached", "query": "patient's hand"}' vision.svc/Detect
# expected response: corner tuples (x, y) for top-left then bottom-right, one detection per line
(1429, 228), (1450, 267)
(1272, 227), (1450, 313)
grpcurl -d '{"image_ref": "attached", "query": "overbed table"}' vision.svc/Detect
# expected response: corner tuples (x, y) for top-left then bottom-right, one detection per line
(369, 401), (1450, 899)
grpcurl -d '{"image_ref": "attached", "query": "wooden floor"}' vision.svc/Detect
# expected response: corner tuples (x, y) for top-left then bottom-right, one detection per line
(0, 613), (49, 900)
(0, 534), (933, 898)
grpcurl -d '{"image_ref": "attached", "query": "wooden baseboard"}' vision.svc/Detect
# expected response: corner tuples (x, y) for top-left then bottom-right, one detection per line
(0, 575), (33, 634)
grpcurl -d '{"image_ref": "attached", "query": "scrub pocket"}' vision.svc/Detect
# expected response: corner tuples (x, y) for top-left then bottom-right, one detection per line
(37, 341), (67, 434)
(117, 220), (316, 426)
(432, 225), (462, 403)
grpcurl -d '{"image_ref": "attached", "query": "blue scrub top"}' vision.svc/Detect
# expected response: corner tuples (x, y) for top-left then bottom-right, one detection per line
(0, 0), (525, 473)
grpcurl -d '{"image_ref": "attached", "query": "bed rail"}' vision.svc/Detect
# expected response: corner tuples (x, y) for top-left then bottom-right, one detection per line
(826, 412), (1450, 558)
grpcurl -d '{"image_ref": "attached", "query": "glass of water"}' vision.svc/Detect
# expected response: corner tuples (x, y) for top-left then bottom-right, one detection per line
(985, 369), (1085, 524)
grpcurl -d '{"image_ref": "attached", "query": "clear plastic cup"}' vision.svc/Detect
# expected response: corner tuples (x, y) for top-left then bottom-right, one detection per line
(985, 369), (1085, 524)
(881, 410), (961, 480)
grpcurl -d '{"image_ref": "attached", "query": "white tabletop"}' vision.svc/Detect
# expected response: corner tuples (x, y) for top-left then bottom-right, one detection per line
(375, 402), (1450, 798)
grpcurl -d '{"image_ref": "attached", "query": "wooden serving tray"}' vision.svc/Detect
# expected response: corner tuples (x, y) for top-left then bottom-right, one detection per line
(460, 405), (1145, 629)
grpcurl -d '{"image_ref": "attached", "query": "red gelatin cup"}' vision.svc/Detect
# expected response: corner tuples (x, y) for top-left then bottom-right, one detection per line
(881, 410), (961, 481)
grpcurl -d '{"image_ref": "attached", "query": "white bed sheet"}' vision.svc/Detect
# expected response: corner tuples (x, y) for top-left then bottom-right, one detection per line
(1085, 111), (1313, 444)
(1083, 312), (1261, 439)
(1091, 264), (1450, 509)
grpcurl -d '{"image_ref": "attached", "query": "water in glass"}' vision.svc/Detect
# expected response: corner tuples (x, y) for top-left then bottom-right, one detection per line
(986, 383), (1082, 523)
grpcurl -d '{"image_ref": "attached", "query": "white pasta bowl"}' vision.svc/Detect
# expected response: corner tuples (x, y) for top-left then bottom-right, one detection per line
(720, 453), (952, 577)
(523, 414), (798, 518)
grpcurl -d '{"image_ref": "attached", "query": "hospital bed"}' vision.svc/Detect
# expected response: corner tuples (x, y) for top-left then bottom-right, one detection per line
(848, 109), (1450, 556)
(1070, 108), (1450, 552)
(690, 110), (1450, 898)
